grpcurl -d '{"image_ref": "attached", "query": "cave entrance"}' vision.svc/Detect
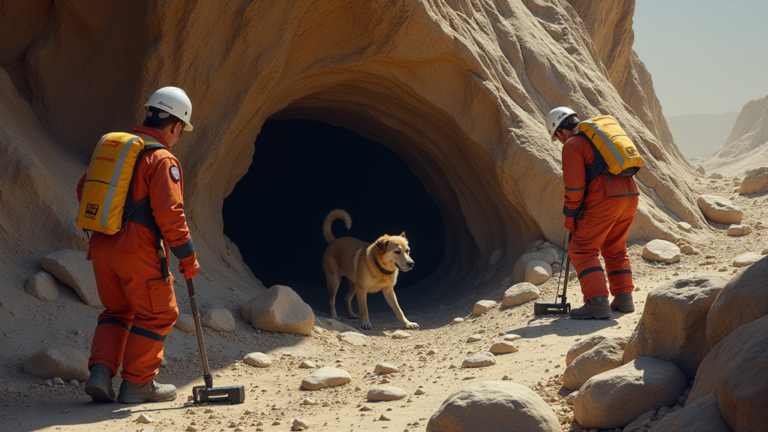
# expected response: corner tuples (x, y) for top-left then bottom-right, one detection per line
(223, 119), (447, 314)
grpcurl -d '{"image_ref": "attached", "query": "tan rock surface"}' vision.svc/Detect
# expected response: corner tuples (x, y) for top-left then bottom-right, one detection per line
(41, 251), (101, 308)
(649, 394), (731, 432)
(246, 285), (314, 335)
(25, 272), (59, 302)
(563, 338), (623, 391)
(738, 166), (768, 194)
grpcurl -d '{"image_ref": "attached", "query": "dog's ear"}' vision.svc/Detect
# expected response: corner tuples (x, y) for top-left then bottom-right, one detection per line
(399, 231), (407, 239)
(376, 239), (390, 253)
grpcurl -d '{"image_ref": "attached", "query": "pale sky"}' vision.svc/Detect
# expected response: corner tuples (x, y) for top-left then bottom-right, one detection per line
(633, 0), (768, 117)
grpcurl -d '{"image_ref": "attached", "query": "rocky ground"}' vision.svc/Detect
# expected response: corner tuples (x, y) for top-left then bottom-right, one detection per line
(0, 176), (764, 432)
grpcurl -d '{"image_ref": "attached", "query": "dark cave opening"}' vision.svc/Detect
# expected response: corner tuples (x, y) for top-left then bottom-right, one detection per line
(223, 119), (446, 314)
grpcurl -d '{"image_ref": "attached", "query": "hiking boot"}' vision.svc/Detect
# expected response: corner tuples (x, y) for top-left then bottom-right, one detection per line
(84, 363), (116, 402)
(569, 296), (611, 320)
(610, 293), (635, 313)
(117, 379), (177, 404)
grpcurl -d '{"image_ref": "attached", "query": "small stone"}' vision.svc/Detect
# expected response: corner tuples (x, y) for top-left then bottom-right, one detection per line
(186, 426), (198, 432)
(204, 408), (214, 413)
(501, 375), (510, 381)
(243, 352), (272, 368)
(642, 240), (681, 263)
(23, 346), (89, 381)
(502, 283), (540, 307)
(450, 317), (464, 325)
(291, 418), (309, 430)
(136, 413), (153, 424)
(338, 332), (369, 346)
(379, 414), (391, 421)
(473, 300), (497, 315)
(45, 379), (53, 387)
(52, 377), (64, 385)
(391, 330), (411, 339)
(726, 224), (752, 237)
(25, 271), (59, 302)
(467, 334), (482, 343)
(301, 367), (351, 390)
(489, 341), (519, 354)
(733, 252), (760, 268)
(677, 222), (692, 232)
(69, 379), (79, 386)
(175, 313), (196, 333)
(367, 385), (407, 401)
(272, 420), (281, 426)
(503, 334), (521, 342)
(524, 261), (552, 285)
(414, 388), (426, 395)
(566, 391), (578, 405)
(299, 360), (316, 369)
(302, 398), (319, 405)
(380, 378), (391, 384)
(201, 308), (235, 332)
(359, 406), (373, 411)
(374, 363), (399, 374)
(462, 352), (496, 368)
(427, 349), (437, 355)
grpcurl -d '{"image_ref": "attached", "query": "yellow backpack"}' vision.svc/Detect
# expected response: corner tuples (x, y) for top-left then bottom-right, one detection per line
(76, 133), (165, 235)
(577, 116), (644, 177)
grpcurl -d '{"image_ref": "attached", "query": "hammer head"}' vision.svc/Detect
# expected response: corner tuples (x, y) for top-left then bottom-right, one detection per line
(533, 301), (571, 316)
(192, 385), (245, 404)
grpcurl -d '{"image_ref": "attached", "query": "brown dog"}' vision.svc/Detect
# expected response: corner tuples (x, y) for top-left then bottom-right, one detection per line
(321, 209), (418, 330)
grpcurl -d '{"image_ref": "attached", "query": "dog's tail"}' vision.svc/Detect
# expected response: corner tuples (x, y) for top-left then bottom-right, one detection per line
(323, 209), (352, 243)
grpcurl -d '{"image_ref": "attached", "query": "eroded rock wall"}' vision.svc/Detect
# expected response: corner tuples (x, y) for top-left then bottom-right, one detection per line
(0, 0), (705, 305)
(702, 95), (768, 176)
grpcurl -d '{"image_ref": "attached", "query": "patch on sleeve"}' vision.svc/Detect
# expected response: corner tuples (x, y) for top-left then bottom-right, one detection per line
(169, 166), (181, 182)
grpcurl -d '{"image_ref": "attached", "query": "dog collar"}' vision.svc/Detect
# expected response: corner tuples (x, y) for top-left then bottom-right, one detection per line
(373, 254), (395, 275)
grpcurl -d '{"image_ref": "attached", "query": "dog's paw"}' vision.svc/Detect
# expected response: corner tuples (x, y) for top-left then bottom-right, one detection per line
(404, 322), (420, 330)
(360, 322), (373, 330)
(348, 313), (359, 319)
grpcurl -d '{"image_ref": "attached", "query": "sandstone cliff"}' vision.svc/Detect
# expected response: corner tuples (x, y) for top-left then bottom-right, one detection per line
(0, 0), (705, 307)
(702, 96), (768, 176)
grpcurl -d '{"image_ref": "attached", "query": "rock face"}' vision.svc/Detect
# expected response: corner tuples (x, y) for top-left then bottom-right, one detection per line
(426, 381), (561, 432)
(25, 271), (59, 301)
(738, 166), (768, 194)
(0, 0), (704, 316)
(573, 357), (687, 430)
(563, 338), (624, 391)
(688, 315), (768, 432)
(501, 283), (540, 307)
(300, 367), (351, 390)
(41, 250), (101, 308)
(244, 285), (314, 336)
(201, 308), (235, 332)
(649, 394), (732, 432)
(23, 347), (90, 381)
(642, 240), (681, 263)
(697, 195), (743, 224)
(367, 386), (407, 401)
(702, 95), (768, 176)
(623, 276), (728, 379)
(707, 256), (768, 348)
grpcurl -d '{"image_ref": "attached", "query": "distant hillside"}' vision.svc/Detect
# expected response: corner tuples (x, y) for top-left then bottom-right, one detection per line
(666, 112), (739, 159)
(701, 96), (768, 176)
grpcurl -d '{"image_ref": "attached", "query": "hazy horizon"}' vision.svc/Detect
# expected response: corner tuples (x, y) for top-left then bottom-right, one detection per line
(633, 0), (768, 117)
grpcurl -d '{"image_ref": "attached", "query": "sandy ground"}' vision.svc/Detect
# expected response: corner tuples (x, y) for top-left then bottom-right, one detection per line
(0, 176), (764, 432)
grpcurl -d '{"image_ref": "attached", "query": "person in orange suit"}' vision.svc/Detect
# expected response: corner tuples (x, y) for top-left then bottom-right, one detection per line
(547, 107), (639, 319)
(77, 87), (200, 403)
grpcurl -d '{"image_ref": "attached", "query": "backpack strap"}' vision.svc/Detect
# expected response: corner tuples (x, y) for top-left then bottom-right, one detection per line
(122, 142), (172, 282)
(573, 132), (611, 218)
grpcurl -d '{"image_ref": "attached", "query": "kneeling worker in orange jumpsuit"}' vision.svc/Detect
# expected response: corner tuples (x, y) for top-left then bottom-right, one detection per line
(547, 107), (638, 319)
(76, 87), (200, 403)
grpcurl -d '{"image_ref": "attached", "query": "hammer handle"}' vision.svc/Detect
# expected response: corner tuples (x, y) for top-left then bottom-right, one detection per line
(186, 278), (213, 388)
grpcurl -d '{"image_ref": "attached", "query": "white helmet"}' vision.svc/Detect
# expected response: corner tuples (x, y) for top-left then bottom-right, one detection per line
(144, 86), (194, 131)
(546, 107), (577, 141)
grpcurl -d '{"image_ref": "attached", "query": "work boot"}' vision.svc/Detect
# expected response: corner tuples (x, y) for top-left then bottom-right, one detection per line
(610, 293), (635, 313)
(117, 379), (177, 404)
(569, 296), (611, 320)
(84, 363), (116, 402)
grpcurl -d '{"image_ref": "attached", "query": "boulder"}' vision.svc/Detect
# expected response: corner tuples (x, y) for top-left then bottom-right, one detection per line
(642, 240), (681, 263)
(738, 166), (768, 194)
(426, 381), (560, 432)
(472, 300), (497, 315)
(245, 285), (314, 335)
(512, 251), (560, 284)
(300, 367), (351, 390)
(489, 341), (518, 354)
(41, 250), (101, 307)
(338, 331), (369, 346)
(367, 385), (407, 401)
(23, 347), (90, 381)
(25, 271), (59, 302)
(697, 195), (743, 224)
(201, 308), (235, 332)
(732, 252), (760, 267)
(726, 224), (752, 237)
(623, 275), (728, 379)
(501, 283), (540, 307)
(563, 338), (624, 391)
(687, 315), (768, 431)
(462, 352), (496, 368)
(243, 352), (272, 368)
(573, 357), (687, 429)
(313, 316), (359, 333)
(524, 260), (552, 285)
(374, 362), (399, 374)
(649, 394), (731, 432)
(174, 313), (196, 333)
(566, 335), (607, 366)
(707, 255), (768, 348)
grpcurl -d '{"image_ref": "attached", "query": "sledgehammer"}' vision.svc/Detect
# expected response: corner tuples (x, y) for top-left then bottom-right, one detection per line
(186, 278), (245, 404)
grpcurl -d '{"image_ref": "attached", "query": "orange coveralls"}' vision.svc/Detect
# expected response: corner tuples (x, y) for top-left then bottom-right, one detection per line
(562, 134), (639, 302)
(76, 126), (193, 384)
